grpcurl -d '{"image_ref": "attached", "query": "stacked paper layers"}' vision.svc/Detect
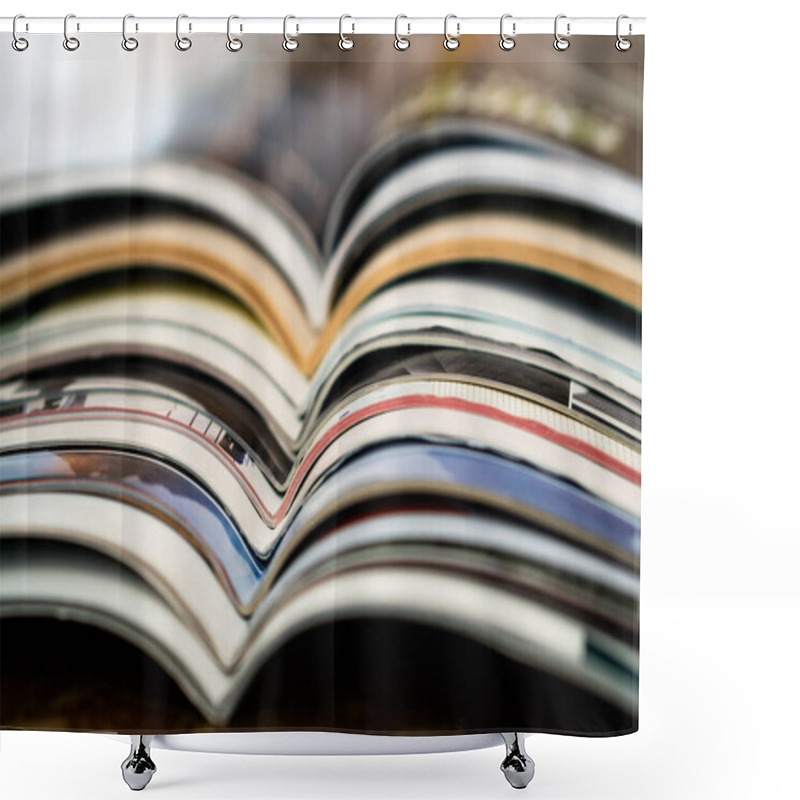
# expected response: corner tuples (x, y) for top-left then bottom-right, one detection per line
(0, 119), (641, 731)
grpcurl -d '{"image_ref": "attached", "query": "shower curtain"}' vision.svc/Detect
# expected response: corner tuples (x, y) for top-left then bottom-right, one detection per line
(0, 26), (643, 739)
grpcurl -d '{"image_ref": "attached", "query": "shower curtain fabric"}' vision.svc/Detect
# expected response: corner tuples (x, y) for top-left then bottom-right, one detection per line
(0, 30), (643, 737)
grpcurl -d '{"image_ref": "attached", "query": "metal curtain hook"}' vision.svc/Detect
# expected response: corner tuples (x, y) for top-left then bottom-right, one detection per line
(227, 15), (243, 51)
(443, 14), (460, 51)
(176, 13), (192, 51)
(283, 15), (299, 51)
(499, 14), (515, 50)
(122, 14), (138, 51)
(616, 14), (632, 51)
(63, 13), (80, 51)
(12, 14), (29, 51)
(394, 14), (410, 50)
(553, 14), (570, 51)
(339, 14), (354, 50)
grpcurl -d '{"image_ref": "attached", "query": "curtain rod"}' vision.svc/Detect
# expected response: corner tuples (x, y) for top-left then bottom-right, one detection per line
(1, 16), (646, 37)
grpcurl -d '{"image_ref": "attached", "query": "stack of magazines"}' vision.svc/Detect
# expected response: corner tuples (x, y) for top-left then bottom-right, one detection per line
(0, 42), (641, 735)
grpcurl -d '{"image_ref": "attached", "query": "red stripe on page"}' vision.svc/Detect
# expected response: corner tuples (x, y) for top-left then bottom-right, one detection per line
(3, 391), (640, 529)
(282, 393), (640, 514)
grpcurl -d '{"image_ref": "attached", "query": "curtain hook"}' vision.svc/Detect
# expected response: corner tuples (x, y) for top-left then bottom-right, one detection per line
(339, 14), (354, 50)
(176, 14), (192, 51)
(12, 14), (29, 51)
(121, 14), (139, 51)
(616, 14), (632, 51)
(63, 13), (80, 51)
(553, 14), (570, 51)
(499, 14), (515, 50)
(226, 15), (243, 51)
(443, 14), (460, 51)
(283, 15), (299, 51)
(394, 14), (410, 50)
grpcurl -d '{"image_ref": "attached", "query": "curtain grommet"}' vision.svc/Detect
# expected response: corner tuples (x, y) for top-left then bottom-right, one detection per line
(283, 15), (299, 51)
(63, 14), (80, 51)
(226, 15), (243, 52)
(443, 14), (460, 51)
(175, 14), (192, 51)
(615, 15), (632, 51)
(499, 14), (516, 50)
(339, 14), (354, 50)
(394, 15), (410, 50)
(553, 15), (570, 51)
(121, 14), (139, 51)
(12, 14), (29, 51)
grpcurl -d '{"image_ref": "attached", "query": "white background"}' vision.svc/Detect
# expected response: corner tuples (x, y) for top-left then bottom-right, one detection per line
(1, 1), (799, 798)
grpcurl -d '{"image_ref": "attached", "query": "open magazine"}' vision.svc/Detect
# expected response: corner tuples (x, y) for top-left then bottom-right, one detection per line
(0, 39), (641, 734)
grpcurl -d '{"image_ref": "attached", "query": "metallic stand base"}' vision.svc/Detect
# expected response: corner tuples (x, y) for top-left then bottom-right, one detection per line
(121, 735), (157, 791)
(118, 732), (534, 790)
(500, 732), (535, 789)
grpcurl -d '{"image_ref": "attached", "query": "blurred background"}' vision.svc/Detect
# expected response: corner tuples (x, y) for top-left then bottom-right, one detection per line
(1, 31), (640, 241)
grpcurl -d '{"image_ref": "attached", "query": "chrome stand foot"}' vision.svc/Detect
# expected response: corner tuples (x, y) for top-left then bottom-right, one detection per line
(500, 733), (535, 789)
(121, 735), (157, 791)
